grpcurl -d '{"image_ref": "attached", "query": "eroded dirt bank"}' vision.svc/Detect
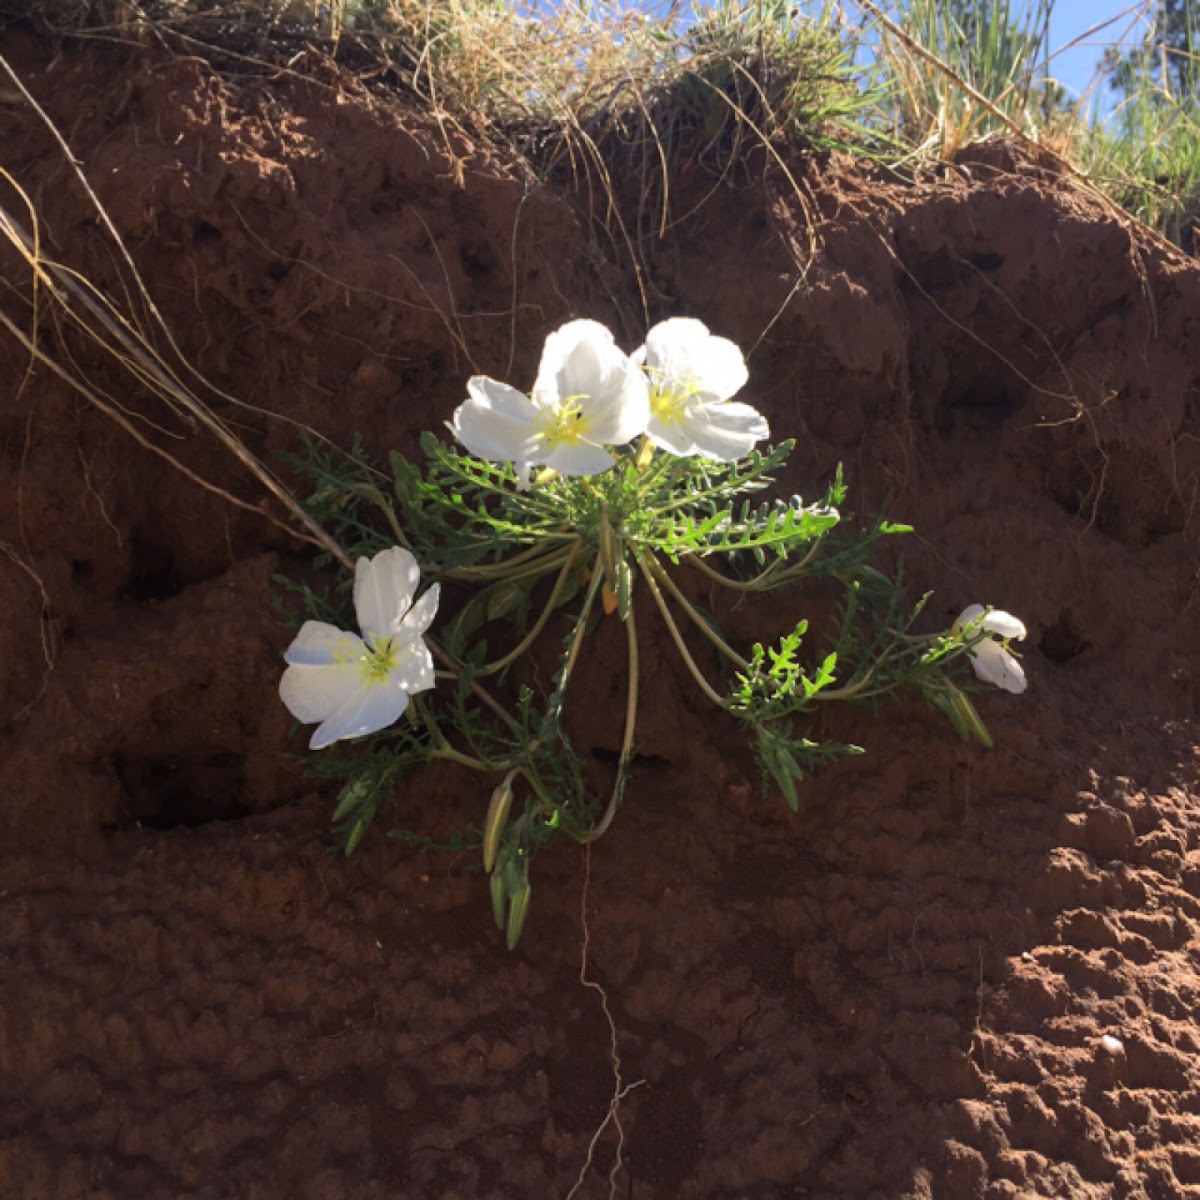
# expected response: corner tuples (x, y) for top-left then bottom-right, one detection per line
(1, 27), (1199, 1199)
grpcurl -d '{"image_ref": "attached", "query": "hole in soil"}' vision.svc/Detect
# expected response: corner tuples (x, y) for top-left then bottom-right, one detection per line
(970, 251), (1004, 272)
(902, 246), (956, 293)
(193, 220), (222, 248)
(948, 383), (1024, 424)
(1039, 610), (1089, 663)
(71, 558), (93, 583)
(937, 373), (1025, 436)
(124, 534), (183, 602)
(1050, 450), (1186, 546)
(114, 751), (249, 828)
(460, 240), (495, 279)
(590, 747), (672, 769)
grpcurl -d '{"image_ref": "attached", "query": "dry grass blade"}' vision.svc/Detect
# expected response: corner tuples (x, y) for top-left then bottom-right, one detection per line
(0, 194), (349, 563)
(0, 52), (352, 565)
(856, 0), (1186, 275)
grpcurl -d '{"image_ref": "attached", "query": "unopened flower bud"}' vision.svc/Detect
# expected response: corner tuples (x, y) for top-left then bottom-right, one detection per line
(482, 771), (517, 874)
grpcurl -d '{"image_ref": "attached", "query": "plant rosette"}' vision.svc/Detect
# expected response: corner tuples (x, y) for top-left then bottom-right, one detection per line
(279, 317), (1028, 946)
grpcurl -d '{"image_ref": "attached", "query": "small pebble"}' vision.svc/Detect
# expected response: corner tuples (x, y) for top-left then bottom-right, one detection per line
(1099, 1034), (1125, 1056)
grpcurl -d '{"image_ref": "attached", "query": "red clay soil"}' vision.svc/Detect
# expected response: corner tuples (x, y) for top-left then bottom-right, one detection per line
(2, 26), (1200, 1200)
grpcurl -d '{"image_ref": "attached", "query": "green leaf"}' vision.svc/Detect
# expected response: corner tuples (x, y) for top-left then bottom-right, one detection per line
(486, 579), (528, 624)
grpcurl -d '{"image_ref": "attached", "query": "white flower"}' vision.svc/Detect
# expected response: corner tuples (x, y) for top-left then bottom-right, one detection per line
(953, 604), (1027, 694)
(633, 317), (769, 461)
(279, 546), (440, 749)
(451, 319), (650, 478)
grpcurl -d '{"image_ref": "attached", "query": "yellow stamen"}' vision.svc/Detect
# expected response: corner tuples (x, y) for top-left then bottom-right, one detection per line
(648, 371), (703, 426)
(360, 637), (399, 684)
(537, 395), (588, 448)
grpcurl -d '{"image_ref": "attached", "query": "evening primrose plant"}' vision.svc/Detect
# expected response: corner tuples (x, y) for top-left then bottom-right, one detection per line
(279, 317), (1027, 947)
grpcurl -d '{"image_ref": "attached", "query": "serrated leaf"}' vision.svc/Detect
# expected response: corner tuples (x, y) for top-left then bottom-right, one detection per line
(802, 651), (838, 698)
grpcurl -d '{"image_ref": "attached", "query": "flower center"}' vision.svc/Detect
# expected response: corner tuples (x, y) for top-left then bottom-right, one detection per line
(537, 395), (589, 448)
(360, 636), (400, 684)
(649, 373), (701, 425)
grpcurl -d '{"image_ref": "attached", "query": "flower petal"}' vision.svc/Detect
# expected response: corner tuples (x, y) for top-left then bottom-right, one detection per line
(657, 400), (769, 462)
(311, 680), (411, 749)
(534, 319), (618, 402)
(690, 333), (749, 402)
(953, 604), (985, 635)
(534, 320), (649, 447)
(641, 318), (748, 402)
(542, 439), (619, 477)
(645, 419), (700, 457)
(391, 640), (436, 694)
(969, 640), (1027, 694)
(283, 621), (365, 668)
(981, 609), (1026, 640)
(582, 368), (650, 446)
(452, 376), (541, 462)
(280, 658), (365, 725)
(640, 317), (711, 378)
(398, 582), (440, 642)
(355, 546), (419, 641)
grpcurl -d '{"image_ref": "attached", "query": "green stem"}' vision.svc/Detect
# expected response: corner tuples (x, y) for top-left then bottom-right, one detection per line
(812, 674), (874, 702)
(557, 551), (606, 696)
(644, 552), (752, 672)
(353, 483), (411, 549)
(428, 638), (521, 731)
(515, 765), (555, 812)
(479, 541), (581, 678)
(637, 553), (728, 708)
(585, 597), (639, 842)
(633, 441), (673, 492)
(684, 535), (825, 593)
(438, 537), (575, 582)
(685, 552), (783, 592)
(498, 545), (578, 585)
(412, 693), (504, 770)
(429, 741), (494, 771)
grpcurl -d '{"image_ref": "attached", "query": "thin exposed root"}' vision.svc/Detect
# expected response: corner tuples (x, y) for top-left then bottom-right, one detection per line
(877, 231), (1079, 404)
(0, 540), (58, 722)
(0, 307), (308, 542)
(0, 57), (348, 561)
(76, 443), (123, 547)
(565, 838), (644, 1200)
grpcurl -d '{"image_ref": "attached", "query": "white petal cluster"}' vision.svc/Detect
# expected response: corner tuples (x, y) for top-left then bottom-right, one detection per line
(450, 316), (769, 478)
(634, 318), (769, 461)
(280, 546), (440, 749)
(452, 319), (649, 479)
(953, 604), (1027, 694)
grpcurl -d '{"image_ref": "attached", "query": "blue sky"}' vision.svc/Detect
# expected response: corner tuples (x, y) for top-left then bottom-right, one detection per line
(530, 2), (1158, 112)
(1045, 0), (1155, 103)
